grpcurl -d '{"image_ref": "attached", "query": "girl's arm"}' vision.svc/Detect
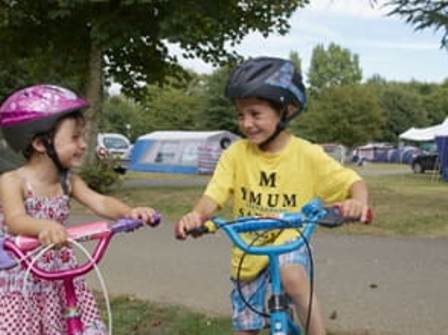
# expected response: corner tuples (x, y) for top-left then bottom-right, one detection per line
(70, 174), (132, 219)
(71, 174), (156, 224)
(0, 172), (67, 244)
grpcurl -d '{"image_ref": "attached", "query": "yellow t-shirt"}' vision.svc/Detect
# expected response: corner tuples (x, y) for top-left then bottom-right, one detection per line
(204, 136), (361, 281)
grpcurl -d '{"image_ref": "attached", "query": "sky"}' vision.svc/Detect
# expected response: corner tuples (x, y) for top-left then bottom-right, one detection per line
(169, 0), (448, 84)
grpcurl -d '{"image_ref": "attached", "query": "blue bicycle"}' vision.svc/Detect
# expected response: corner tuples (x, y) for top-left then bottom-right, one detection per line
(187, 198), (372, 335)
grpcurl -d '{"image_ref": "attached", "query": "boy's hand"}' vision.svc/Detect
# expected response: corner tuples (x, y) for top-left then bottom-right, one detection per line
(38, 222), (68, 247)
(175, 211), (204, 240)
(334, 199), (371, 223)
(128, 207), (160, 227)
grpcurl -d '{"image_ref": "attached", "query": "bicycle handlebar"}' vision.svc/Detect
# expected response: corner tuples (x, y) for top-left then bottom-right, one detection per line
(0, 212), (162, 279)
(185, 199), (372, 255)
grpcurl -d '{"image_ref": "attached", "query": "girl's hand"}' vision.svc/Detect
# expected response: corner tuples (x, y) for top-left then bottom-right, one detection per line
(128, 207), (159, 226)
(334, 199), (371, 223)
(38, 222), (68, 247)
(175, 211), (204, 240)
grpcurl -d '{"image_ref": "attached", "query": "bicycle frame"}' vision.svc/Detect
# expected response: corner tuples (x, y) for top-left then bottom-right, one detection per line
(0, 215), (160, 335)
(209, 198), (328, 335)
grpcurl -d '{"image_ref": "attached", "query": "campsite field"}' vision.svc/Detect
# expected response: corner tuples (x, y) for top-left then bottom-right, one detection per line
(73, 163), (448, 238)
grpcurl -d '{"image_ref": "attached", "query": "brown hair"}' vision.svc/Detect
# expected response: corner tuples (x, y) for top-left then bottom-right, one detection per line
(22, 110), (85, 160)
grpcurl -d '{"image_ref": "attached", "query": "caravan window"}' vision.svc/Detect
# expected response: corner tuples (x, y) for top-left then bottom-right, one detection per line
(155, 141), (178, 164)
(180, 142), (199, 165)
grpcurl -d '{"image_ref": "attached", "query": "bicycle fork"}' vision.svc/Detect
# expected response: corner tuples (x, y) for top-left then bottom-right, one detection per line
(268, 256), (301, 335)
(63, 278), (84, 335)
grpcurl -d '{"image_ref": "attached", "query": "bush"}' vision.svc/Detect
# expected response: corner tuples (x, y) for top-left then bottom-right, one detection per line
(79, 159), (122, 194)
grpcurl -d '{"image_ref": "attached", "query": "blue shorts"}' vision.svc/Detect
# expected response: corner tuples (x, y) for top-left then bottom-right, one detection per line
(230, 244), (311, 331)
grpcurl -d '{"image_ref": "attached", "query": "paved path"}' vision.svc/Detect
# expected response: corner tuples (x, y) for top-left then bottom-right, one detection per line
(70, 214), (448, 335)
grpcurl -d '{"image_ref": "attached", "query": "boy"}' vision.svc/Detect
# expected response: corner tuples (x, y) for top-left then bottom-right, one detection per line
(176, 57), (369, 335)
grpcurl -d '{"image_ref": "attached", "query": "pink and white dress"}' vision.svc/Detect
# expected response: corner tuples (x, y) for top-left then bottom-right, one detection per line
(0, 183), (106, 335)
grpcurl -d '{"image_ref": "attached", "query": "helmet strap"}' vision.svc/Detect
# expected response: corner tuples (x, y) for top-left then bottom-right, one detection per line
(41, 136), (70, 195)
(258, 107), (288, 150)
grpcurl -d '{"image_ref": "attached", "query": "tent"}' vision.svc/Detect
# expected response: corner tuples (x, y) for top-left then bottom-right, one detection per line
(399, 117), (448, 142)
(129, 130), (239, 174)
(435, 128), (448, 182)
(352, 143), (394, 161)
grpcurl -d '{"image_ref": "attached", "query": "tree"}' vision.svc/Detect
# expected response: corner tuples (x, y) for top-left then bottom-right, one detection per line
(383, 0), (448, 49)
(295, 85), (383, 147)
(198, 66), (237, 133)
(289, 51), (303, 73)
(139, 71), (206, 133)
(100, 96), (146, 142)
(307, 43), (362, 93)
(1, 0), (305, 161)
(424, 83), (448, 125)
(369, 83), (427, 143)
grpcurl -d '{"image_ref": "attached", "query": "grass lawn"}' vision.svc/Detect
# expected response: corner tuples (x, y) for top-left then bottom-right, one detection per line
(96, 295), (231, 335)
(75, 165), (447, 238)
(80, 165), (447, 334)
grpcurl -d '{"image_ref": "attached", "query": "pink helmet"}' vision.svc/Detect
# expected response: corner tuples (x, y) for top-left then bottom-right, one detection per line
(0, 84), (89, 152)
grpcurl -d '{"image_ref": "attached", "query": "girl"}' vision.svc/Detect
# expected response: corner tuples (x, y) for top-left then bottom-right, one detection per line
(176, 57), (370, 335)
(0, 84), (158, 334)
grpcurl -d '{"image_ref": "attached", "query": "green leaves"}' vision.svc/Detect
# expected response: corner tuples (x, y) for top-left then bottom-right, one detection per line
(308, 43), (362, 94)
(296, 85), (383, 147)
(384, 0), (448, 49)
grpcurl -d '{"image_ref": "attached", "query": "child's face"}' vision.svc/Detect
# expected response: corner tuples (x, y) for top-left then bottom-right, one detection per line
(53, 117), (87, 168)
(235, 98), (280, 145)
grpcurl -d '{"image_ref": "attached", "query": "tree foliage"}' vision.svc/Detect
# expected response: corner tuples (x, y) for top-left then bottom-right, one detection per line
(384, 0), (448, 49)
(424, 82), (448, 125)
(198, 66), (237, 133)
(295, 85), (383, 147)
(0, 0), (306, 162)
(0, 0), (306, 97)
(369, 82), (427, 143)
(100, 96), (146, 142)
(307, 43), (362, 93)
(141, 73), (204, 133)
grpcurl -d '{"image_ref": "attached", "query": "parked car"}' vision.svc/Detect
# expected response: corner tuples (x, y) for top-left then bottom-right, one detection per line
(96, 133), (132, 174)
(411, 151), (440, 174)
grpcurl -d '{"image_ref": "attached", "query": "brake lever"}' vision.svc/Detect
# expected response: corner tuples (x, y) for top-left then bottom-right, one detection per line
(318, 207), (346, 228)
(319, 207), (373, 228)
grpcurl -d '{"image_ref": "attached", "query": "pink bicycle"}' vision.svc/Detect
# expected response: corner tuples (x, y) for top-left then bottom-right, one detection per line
(0, 214), (161, 335)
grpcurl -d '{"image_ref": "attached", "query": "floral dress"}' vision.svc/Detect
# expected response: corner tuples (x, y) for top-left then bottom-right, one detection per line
(0, 182), (106, 335)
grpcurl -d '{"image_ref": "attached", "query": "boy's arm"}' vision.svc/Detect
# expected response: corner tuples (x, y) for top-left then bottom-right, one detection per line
(175, 195), (218, 240)
(349, 180), (369, 205)
(192, 195), (219, 220)
(337, 179), (370, 222)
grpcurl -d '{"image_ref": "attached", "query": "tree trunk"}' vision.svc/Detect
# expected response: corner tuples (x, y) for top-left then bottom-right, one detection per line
(84, 42), (103, 165)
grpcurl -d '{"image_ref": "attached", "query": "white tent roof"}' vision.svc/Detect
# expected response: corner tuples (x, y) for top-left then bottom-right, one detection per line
(138, 130), (234, 141)
(399, 117), (448, 141)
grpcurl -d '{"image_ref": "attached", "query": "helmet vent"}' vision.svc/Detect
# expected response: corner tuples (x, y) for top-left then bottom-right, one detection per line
(249, 64), (273, 82)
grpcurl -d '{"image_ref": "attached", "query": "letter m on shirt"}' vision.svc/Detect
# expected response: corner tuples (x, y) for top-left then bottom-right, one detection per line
(259, 171), (276, 188)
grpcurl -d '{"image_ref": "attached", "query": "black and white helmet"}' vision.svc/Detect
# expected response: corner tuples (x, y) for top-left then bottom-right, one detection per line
(225, 57), (307, 120)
